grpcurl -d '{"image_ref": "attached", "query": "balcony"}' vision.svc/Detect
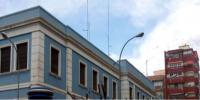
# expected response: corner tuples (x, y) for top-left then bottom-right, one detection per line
(184, 87), (199, 93)
(184, 66), (199, 72)
(183, 55), (196, 61)
(167, 77), (184, 83)
(166, 57), (182, 62)
(167, 88), (184, 94)
(184, 77), (199, 83)
(166, 67), (184, 73)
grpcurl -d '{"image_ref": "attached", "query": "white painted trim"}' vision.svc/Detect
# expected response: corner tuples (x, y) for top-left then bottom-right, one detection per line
(13, 39), (29, 71)
(31, 82), (67, 95)
(78, 60), (87, 87)
(112, 79), (118, 99)
(49, 44), (61, 77)
(0, 82), (30, 91)
(92, 67), (99, 93)
(0, 44), (12, 73)
(103, 74), (109, 97)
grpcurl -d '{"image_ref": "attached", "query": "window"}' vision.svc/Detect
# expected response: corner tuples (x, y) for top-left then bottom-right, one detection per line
(103, 75), (109, 97)
(92, 69), (98, 92)
(129, 87), (132, 99)
(112, 80), (117, 99)
(79, 61), (87, 86)
(0, 46), (11, 73)
(50, 46), (60, 75)
(16, 42), (28, 70)
(137, 92), (140, 99)
(143, 95), (145, 99)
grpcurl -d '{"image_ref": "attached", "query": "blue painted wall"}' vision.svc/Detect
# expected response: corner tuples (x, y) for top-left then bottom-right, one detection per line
(44, 35), (66, 91)
(0, 88), (29, 99)
(0, 33), (31, 86)
(135, 85), (150, 99)
(72, 51), (120, 99)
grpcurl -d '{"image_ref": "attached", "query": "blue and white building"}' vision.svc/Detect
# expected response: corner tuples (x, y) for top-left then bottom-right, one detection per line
(0, 6), (155, 99)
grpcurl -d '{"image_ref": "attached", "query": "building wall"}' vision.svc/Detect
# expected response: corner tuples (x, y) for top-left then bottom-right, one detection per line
(0, 6), (155, 99)
(72, 51), (120, 99)
(43, 35), (67, 90)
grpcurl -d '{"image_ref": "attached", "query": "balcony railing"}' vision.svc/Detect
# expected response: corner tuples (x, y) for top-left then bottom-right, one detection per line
(184, 87), (199, 93)
(166, 57), (182, 62)
(167, 77), (184, 83)
(184, 66), (199, 72)
(166, 67), (184, 73)
(184, 76), (199, 83)
(167, 88), (184, 94)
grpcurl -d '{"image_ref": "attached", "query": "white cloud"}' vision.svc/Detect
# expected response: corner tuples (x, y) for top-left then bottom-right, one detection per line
(130, 0), (200, 75)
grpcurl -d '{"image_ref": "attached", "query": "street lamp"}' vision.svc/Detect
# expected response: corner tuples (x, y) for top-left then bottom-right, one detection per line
(118, 32), (143, 99)
(118, 32), (144, 66)
(1, 32), (20, 99)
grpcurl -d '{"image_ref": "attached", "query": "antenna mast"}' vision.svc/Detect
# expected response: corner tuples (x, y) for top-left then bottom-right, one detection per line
(107, 0), (110, 56)
(86, 0), (90, 41)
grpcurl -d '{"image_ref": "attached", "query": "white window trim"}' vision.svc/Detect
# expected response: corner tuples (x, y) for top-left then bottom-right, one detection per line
(92, 67), (99, 92)
(112, 79), (118, 99)
(49, 44), (61, 77)
(78, 60), (87, 87)
(13, 40), (29, 71)
(103, 74), (109, 97)
(0, 44), (12, 73)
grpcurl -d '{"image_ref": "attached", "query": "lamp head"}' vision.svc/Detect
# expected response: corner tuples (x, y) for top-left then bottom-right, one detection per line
(135, 32), (144, 37)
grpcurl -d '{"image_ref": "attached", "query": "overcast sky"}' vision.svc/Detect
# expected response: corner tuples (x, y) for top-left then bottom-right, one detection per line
(1, 0), (200, 75)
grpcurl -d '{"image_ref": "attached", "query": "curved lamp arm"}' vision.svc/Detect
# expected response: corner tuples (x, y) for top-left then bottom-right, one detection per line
(118, 32), (144, 66)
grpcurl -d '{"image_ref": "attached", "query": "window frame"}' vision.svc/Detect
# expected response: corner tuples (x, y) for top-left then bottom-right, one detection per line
(49, 44), (61, 77)
(112, 79), (118, 99)
(0, 44), (12, 73)
(92, 67), (99, 93)
(78, 60), (87, 87)
(103, 74), (109, 97)
(13, 40), (29, 71)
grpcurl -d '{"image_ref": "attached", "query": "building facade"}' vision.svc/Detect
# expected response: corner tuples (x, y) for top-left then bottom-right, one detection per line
(0, 6), (155, 99)
(164, 45), (199, 99)
(148, 70), (165, 99)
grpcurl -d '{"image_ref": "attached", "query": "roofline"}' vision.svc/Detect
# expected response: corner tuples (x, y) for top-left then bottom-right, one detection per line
(0, 6), (120, 70)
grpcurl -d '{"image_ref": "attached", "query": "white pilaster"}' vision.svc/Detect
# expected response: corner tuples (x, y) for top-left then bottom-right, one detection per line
(66, 48), (73, 99)
(31, 31), (44, 82)
(121, 76), (129, 99)
(133, 84), (136, 99)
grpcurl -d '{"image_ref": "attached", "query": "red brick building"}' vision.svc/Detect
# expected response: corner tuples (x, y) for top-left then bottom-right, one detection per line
(164, 45), (199, 99)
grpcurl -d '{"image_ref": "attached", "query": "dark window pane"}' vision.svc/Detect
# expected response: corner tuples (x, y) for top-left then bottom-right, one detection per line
(80, 62), (86, 86)
(103, 76), (108, 97)
(130, 87), (132, 99)
(93, 70), (98, 91)
(137, 92), (140, 99)
(17, 42), (28, 70)
(51, 47), (59, 75)
(113, 81), (116, 99)
(0, 46), (11, 73)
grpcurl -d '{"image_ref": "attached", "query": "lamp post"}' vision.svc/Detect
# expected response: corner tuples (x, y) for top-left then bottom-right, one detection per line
(1, 32), (20, 99)
(118, 32), (144, 99)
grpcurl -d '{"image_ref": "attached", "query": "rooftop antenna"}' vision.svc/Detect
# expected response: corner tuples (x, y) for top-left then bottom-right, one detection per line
(86, 0), (90, 41)
(107, 0), (110, 56)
